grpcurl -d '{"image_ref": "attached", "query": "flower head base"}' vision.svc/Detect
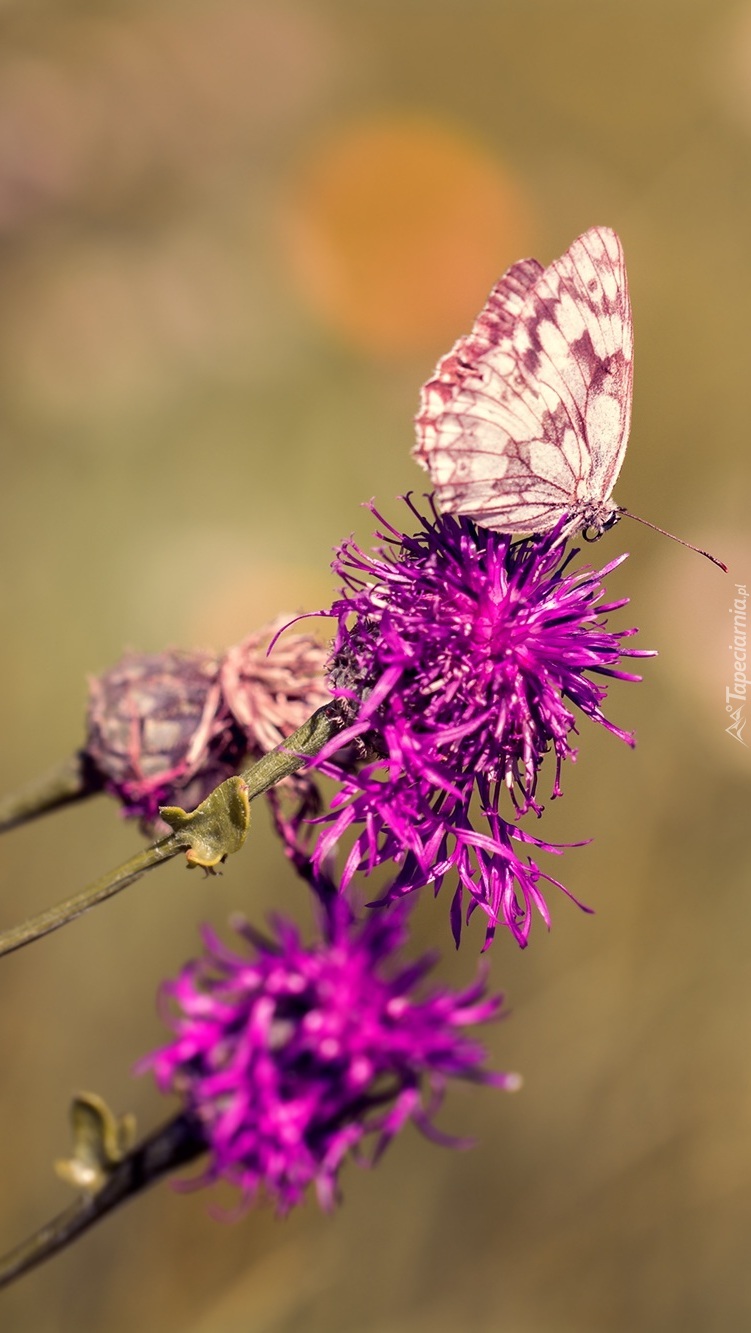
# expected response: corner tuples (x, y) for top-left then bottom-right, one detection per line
(86, 649), (244, 834)
(314, 498), (653, 946)
(143, 903), (515, 1215)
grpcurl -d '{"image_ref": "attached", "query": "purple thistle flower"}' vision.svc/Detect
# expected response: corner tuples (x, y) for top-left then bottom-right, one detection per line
(312, 497), (653, 948)
(142, 901), (516, 1215)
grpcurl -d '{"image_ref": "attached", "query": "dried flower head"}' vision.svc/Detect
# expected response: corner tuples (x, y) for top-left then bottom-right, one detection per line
(85, 621), (332, 838)
(221, 618), (333, 864)
(85, 649), (245, 834)
(142, 902), (516, 1215)
(313, 498), (653, 947)
(220, 617), (331, 754)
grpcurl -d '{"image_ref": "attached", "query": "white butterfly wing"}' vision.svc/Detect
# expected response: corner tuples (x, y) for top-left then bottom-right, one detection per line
(413, 226), (633, 535)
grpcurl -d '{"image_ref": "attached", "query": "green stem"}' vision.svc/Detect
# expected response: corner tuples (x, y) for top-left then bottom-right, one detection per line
(0, 835), (183, 959)
(0, 702), (344, 960)
(0, 753), (96, 833)
(240, 702), (342, 795)
(0, 1114), (204, 1291)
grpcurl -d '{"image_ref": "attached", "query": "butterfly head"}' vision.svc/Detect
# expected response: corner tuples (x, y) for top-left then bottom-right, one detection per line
(574, 500), (622, 544)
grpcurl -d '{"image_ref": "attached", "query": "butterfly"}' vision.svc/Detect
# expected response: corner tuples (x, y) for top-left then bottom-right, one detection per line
(414, 226), (726, 569)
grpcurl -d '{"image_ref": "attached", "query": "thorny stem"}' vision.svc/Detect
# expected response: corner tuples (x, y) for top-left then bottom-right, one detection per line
(0, 703), (343, 960)
(0, 1113), (205, 1291)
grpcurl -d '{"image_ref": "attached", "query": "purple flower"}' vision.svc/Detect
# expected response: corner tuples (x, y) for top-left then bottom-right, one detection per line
(142, 901), (516, 1215)
(312, 498), (653, 947)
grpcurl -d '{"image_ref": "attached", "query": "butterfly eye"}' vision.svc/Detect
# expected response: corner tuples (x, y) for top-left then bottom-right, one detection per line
(601, 510), (621, 532)
(582, 510), (621, 542)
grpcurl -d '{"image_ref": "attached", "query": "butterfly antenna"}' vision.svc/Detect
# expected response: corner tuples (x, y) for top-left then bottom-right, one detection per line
(617, 508), (727, 572)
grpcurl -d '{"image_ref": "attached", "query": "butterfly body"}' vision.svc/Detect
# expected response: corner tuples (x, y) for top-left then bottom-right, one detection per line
(414, 226), (633, 540)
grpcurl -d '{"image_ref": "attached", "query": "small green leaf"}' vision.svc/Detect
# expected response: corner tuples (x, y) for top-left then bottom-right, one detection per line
(55, 1092), (136, 1194)
(160, 775), (251, 870)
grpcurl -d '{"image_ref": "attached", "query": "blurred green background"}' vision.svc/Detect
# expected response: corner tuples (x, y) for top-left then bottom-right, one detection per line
(1, 2), (750, 1330)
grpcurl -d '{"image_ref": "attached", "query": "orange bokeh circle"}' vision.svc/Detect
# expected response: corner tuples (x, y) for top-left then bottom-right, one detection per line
(282, 115), (534, 357)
